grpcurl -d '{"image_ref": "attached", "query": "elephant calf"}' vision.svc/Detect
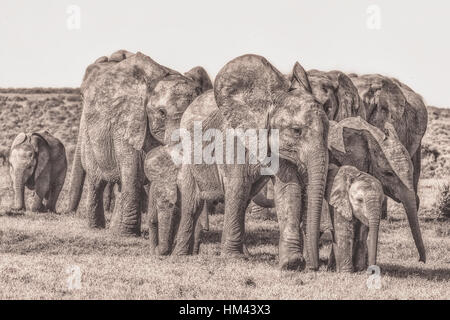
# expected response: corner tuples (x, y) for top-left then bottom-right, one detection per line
(323, 165), (384, 272)
(9, 131), (67, 213)
(144, 145), (212, 255)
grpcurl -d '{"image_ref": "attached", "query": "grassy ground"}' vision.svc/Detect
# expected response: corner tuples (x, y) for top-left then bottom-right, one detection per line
(0, 91), (449, 299)
(0, 166), (449, 299)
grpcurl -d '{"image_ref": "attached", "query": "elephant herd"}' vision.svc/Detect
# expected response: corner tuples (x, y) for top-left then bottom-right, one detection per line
(7, 50), (428, 273)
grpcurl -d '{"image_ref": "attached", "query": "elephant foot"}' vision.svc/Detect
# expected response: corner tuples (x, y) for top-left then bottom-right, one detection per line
(221, 241), (247, 258)
(193, 241), (201, 255)
(279, 252), (306, 271)
(89, 222), (106, 229)
(88, 216), (106, 229)
(111, 227), (140, 237)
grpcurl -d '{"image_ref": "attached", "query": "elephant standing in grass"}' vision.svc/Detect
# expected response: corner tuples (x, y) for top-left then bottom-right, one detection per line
(172, 55), (329, 271)
(348, 74), (428, 198)
(144, 145), (211, 255)
(66, 50), (212, 236)
(144, 143), (275, 256)
(323, 165), (384, 272)
(251, 69), (364, 216)
(9, 131), (67, 212)
(328, 117), (426, 263)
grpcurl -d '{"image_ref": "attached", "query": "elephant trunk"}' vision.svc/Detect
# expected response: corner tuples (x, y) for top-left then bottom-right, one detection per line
(305, 149), (328, 270)
(157, 207), (181, 256)
(366, 199), (381, 266)
(13, 172), (25, 210)
(402, 190), (426, 263)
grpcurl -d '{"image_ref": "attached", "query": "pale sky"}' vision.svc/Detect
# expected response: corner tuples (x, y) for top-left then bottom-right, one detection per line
(1, 0), (449, 107)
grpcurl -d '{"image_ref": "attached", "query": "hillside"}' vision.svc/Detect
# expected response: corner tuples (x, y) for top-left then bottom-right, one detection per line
(0, 89), (82, 165)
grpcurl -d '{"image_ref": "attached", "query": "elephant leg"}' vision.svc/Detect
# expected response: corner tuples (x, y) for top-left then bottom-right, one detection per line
(273, 164), (305, 271)
(173, 167), (202, 255)
(147, 186), (158, 254)
(46, 172), (66, 213)
(353, 221), (369, 272)
(193, 201), (210, 255)
(327, 245), (337, 271)
(103, 182), (114, 212)
(111, 150), (142, 236)
(85, 175), (107, 229)
(221, 176), (251, 256)
(333, 213), (354, 272)
(380, 197), (387, 220)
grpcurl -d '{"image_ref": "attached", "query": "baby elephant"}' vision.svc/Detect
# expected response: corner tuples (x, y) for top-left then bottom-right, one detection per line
(324, 165), (384, 272)
(144, 145), (211, 256)
(9, 132), (67, 213)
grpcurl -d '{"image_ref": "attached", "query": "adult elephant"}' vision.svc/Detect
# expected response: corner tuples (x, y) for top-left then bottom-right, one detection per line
(9, 131), (67, 212)
(66, 50), (212, 236)
(328, 116), (426, 263)
(173, 55), (329, 271)
(250, 68), (365, 216)
(348, 74), (427, 195)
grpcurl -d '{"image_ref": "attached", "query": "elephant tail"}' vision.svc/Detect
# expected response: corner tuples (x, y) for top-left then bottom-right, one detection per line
(66, 130), (86, 213)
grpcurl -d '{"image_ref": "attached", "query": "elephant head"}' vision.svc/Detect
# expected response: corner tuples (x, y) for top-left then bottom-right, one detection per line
(84, 51), (211, 152)
(328, 117), (426, 263)
(214, 55), (329, 270)
(306, 70), (365, 121)
(329, 165), (384, 270)
(9, 132), (50, 210)
(349, 74), (411, 148)
(144, 145), (180, 255)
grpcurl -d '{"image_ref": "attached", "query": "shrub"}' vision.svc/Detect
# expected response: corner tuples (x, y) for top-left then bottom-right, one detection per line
(434, 182), (450, 219)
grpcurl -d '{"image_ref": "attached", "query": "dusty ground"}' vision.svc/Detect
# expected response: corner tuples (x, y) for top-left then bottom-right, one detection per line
(0, 91), (449, 299)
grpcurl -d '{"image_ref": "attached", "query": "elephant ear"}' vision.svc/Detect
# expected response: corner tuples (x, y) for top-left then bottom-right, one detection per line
(329, 165), (358, 221)
(330, 117), (414, 191)
(290, 62), (312, 93)
(328, 120), (346, 153)
(11, 132), (27, 149)
(144, 145), (179, 183)
(380, 77), (406, 121)
(330, 71), (365, 121)
(85, 52), (172, 151)
(30, 133), (50, 180)
(184, 66), (213, 94)
(214, 54), (290, 130)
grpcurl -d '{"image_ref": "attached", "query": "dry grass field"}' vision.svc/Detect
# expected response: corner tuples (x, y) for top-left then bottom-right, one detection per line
(0, 90), (449, 299)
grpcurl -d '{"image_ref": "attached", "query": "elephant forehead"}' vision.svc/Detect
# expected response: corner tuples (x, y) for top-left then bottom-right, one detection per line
(10, 146), (34, 163)
(352, 175), (383, 194)
(273, 95), (323, 126)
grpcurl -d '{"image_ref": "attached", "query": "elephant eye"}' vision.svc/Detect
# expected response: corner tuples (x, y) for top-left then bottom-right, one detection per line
(292, 127), (302, 136)
(384, 171), (394, 177)
(158, 109), (166, 119)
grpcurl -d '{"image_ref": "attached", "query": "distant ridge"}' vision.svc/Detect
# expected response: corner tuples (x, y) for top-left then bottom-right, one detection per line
(0, 88), (80, 94)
